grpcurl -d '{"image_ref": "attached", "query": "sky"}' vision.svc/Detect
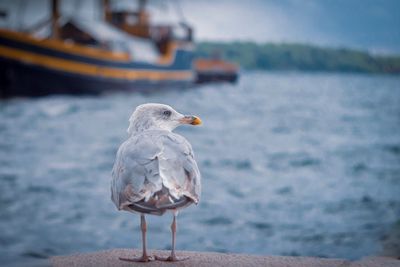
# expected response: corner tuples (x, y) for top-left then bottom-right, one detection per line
(173, 0), (400, 54)
(0, 0), (399, 54)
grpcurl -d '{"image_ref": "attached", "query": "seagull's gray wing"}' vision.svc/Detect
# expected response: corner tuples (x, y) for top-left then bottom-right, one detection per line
(158, 132), (201, 204)
(111, 132), (163, 211)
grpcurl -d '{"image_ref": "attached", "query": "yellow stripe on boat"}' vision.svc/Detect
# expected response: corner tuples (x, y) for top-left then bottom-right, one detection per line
(0, 28), (131, 62)
(0, 45), (193, 81)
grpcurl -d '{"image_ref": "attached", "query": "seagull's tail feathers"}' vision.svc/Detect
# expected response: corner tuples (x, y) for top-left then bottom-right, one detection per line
(127, 202), (167, 216)
(124, 185), (194, 215)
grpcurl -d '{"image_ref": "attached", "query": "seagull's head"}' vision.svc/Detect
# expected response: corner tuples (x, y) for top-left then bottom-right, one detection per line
(127, 103), (202, 135)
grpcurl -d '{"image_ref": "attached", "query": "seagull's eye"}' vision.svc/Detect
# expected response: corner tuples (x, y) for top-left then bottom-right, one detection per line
(163, 110), (172, 117)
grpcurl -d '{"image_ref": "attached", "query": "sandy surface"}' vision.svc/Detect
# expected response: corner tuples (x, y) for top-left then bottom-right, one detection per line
(50, 249), (400, 267)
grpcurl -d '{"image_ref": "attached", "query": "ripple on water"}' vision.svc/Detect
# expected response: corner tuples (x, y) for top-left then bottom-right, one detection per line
(0, 173), (17, 183)
(26, 185), (55, 194)
(267, 152), (320, 170)
(36, 102), (76, 118)
(352, 162), (368, 174)
(323, 195), (381, 215)
(219, 159), (253, 170)
(383, 144), (400, 155)
(289, 156), (321, 168)
(203, 217), (233, 226)
(21, 251), (50, 259)
(249, 221), (273, 231)
(227, 187), (245, 199)
(202, 159), (212, 167)
(276, 186), (293, 195)
(271, 126), (291, 134)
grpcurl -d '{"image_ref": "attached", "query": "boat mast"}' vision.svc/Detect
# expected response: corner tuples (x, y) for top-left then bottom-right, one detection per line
(103, 0), (111, 23)
(137, 0), (149, 26)
(51, 0), (60, 39)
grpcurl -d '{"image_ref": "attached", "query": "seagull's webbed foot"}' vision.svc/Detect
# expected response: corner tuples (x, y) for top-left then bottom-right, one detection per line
(119, 255), (154, 262)
(155, 254), (189, 262)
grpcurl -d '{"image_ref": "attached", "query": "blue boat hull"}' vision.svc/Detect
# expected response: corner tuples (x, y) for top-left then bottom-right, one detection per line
(0, 29), (195, 98)
(0, 57), (192, 97)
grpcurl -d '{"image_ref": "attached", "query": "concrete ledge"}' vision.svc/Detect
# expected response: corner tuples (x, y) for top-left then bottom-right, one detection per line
(51, 249), (400, 267)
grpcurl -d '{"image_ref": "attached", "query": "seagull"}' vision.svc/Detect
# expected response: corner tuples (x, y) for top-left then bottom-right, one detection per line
(111, 103), (202, 262)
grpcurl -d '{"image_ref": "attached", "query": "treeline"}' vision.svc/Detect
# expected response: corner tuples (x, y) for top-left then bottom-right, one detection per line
(195, 42), (400, 74)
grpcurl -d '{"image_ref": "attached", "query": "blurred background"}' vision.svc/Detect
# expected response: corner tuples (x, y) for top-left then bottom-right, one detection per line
(0, 0), (399, 266)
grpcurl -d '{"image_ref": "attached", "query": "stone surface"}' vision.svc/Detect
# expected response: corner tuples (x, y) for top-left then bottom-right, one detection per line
(51, 249), (350, 267)
(349, 256), (400, 267)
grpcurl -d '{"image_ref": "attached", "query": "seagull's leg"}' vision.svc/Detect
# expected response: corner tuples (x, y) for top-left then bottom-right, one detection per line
(156, 210), (189, 261)
(119, 214), (154, 262)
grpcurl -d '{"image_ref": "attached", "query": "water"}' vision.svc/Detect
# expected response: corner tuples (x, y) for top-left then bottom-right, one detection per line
(0, 72), (399, 265)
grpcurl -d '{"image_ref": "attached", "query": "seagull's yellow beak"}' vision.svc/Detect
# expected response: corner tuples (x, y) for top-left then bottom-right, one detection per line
(179, 115), (202, 125)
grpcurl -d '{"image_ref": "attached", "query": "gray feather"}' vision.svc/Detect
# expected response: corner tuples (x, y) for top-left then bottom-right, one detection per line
(111, 130), (201, 214)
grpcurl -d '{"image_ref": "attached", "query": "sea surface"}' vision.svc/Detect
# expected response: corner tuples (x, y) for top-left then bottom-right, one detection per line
(0, 72), (399, 266)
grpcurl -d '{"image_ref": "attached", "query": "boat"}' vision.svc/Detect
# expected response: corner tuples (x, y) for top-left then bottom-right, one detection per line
(194, 57), (239, 84)
(0, 0), (195, 97)
(104, 1), (239, 85)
